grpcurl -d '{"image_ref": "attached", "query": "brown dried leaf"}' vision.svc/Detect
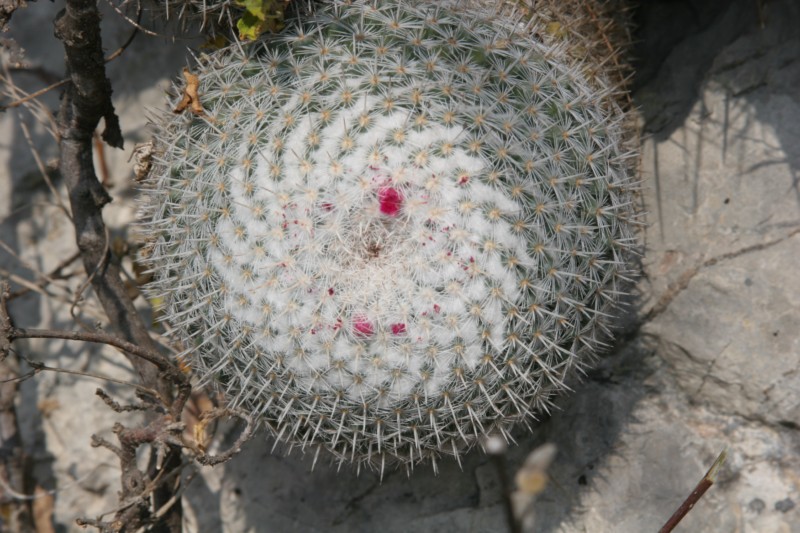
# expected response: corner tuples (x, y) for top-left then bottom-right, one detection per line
(193, 418), (210, 453)
(33, 486), (55, 533)
(130, 140), (155, 182)
(36, 398), (60, 418)
(183, 391), (216, 452)
(515, 443), (557, 495)
(173, 68), (206, 117)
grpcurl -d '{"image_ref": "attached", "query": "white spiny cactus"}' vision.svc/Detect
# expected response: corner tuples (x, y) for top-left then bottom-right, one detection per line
(139, 0), (639, 473)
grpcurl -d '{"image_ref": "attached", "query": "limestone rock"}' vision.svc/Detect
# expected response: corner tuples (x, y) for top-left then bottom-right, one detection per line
(1, 0), (798, 531)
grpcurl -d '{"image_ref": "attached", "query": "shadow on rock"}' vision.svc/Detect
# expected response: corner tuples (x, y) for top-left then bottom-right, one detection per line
(181, 334), (653, 533)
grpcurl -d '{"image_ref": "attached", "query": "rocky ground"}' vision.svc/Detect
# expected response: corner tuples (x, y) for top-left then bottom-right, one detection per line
(1, 0), (798, 531)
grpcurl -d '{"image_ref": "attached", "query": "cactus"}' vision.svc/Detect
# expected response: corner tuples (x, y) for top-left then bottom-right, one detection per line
(139, 0), (639, 473)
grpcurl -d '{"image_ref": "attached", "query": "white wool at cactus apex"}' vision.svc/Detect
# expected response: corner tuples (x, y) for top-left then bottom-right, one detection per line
(138, 0), (640, 473)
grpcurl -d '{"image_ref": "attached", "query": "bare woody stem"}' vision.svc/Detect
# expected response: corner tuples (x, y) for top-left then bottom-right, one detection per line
(53, 0), (184, 530)
(658, 449), (728, 533)
(9, 326), (185, 386)
(0, 284), (36, 531)
(54, 0), (122, 148)
(53, 0), (168, 397)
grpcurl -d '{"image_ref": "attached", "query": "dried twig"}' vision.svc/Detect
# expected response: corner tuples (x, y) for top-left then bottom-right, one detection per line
(658, 449), (728, 533)
(7, 250), (81, 301)
(0, 0), (27, 32)
(0, 61), (60, 140)
(191, 408), (256, 466)
(76, 403), (254, 530)
(17, 118), (71, 217)
(103, 0), (160, 38)
(1, 76), (67, 112)
(96, 387), (153, 413)
(0, 1), (142, 113)
(0, 282), (37, 531)
(8, 326), (182, 384)
(52, 0), (187, 529)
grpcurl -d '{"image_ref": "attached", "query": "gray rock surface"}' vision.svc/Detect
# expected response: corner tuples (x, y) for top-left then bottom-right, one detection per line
(1, 0), (798, 532)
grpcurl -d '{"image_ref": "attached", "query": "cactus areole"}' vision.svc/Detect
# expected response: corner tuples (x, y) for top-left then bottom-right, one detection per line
(140, 0), (638, 472)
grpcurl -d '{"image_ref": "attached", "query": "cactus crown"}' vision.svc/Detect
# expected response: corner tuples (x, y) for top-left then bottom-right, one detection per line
(139, 0), (638, 473)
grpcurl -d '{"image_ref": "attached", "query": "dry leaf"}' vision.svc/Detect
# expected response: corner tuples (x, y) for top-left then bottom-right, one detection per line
(33, 486), (55, 533)
(183, 392), (216, 452)
(130, 140), (155, 182)
(173, 68), (206, 117)
(193, 417), (210, 453)
(515, 443), (557, 495)
(36, 398), (60, 418)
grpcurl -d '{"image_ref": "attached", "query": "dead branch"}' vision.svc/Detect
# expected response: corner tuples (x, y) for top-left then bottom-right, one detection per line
(52, 0), (186, 529)
(2, 11), (141, 113)
(658, 449), (728, 533)
(191, 408), (255, 467)
(0, 283), (36, 532)
(8, 327), (178, 379)
(7, 250), (80, 301)
(78, 402), (255, 532)
(0, 0), (27, 32)
(54, 0), (122, 147)
(96, 388), (153, 413)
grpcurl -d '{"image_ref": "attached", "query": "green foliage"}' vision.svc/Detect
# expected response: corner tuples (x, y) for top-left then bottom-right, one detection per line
(234, 0), (287, 40)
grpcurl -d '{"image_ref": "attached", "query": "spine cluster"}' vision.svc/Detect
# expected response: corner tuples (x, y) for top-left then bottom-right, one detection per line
(140, 0), (639, 472)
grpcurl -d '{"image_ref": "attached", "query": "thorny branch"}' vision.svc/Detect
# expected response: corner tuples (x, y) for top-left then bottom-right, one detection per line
(192, 408), (256, 467)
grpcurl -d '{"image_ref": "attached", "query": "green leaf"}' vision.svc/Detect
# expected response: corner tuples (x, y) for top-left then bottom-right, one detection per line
(235, 0), (287, 40)
(235, 0), (268, 21)
(237, 10), (266, 41)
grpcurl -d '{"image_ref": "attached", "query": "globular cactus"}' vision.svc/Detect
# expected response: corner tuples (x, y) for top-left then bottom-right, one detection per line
(139, 0), (639, 473)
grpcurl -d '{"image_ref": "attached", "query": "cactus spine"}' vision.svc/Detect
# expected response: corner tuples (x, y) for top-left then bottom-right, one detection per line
(140, 0), (639, 473)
